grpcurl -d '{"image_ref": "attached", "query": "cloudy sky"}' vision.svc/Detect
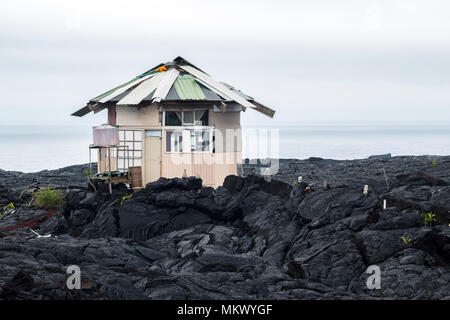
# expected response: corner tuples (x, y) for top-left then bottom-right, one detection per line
(1, 0), (450, 127)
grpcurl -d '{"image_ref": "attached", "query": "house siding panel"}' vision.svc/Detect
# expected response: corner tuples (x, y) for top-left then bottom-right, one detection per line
(116, 104), (160, 127)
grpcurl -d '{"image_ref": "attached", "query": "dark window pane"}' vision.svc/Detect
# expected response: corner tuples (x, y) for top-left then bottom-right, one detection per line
(200, 110), (209, 125)
(165, 111), (182, 126)
(195, 110), (209, 126)
(183, 111), (194, 125)
(166, 131), (172, 151)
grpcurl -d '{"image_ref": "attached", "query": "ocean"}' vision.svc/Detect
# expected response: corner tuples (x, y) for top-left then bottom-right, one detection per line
(0, 123), (449, 172)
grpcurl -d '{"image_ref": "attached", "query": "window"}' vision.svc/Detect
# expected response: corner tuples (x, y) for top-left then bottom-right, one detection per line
(164, 110), (208, 126)
(195, 110), (208, 126)
(166, 131), (183, 152)
(118, 129), (142, 170)
(190, 130), (211, 152)
(166, 129), (212, 153)
(183, 111), (194, 125)
(165, 111), (182, 126)
(146, 130), (162, 137)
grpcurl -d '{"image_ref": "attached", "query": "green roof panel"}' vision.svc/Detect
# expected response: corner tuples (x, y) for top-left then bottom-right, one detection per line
(173, 74), (206, 100)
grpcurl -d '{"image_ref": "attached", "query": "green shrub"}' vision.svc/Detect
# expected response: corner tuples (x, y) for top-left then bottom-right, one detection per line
(35, 187), (63, 209)
(423, 212), (437, 227)
(83, 169), (92, 177)
(431, 160), (437, 168)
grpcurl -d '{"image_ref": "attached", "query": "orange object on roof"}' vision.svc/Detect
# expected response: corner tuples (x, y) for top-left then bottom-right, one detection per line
(155, 66), (167, 72)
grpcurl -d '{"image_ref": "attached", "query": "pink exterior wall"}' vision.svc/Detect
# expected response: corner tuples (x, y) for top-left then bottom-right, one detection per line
(101, 104), (241, 188)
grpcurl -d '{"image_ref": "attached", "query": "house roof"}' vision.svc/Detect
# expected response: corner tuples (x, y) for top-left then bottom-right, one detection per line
(72, 56), (275, 118)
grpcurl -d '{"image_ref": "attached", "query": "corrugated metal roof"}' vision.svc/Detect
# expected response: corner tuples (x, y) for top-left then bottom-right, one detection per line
(152, 68), (180, 102)
(213, 102), (242, 112)
(72, 56), (275, 118)
(71, 105), (91, 117)
(192, 77), (231, 100)
(109, 88), (133, 102)
(166, 85), (180, 99)
(142, 89), (156, 101)
(199, 83), (221, 100)
(91, 80), (136, 102)
(165, 80), (221, 101)
(221, 82), (253, 100)
(95, 74), (155, 103)
(173, 74), (206, 100)
(181, 65), (257, 110)
(117, 72), (163, 105)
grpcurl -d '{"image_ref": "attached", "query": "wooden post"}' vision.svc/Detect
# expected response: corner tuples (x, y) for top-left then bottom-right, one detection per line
(127, 146), (130, 170)
(108, 147), (112, 194)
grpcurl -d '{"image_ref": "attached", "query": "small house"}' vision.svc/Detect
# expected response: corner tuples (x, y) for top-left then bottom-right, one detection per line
(72, 57), (275, 188)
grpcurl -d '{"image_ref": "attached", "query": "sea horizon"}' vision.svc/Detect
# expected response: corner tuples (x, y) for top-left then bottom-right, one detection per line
(0, 122), (449, 173)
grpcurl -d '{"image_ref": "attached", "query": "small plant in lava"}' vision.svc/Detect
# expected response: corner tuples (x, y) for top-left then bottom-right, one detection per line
(400, 236), (412, 245)
(120, 193), (133, 206)
(422, 212), (437, 227)
(0, 202), (15, 217)
(35, 187), (63, 210)
(431, 160), (437, 168)
(83, 169), (92, 177)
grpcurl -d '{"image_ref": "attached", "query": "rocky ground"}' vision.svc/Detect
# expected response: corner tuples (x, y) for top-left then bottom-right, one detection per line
(0, 155), (449, 300)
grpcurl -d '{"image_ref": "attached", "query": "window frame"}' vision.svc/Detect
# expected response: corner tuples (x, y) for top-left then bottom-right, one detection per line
(163, 110), (209, 127)
(190, 129), (213, 153)
(165, 130), (184, 153)
(118, 129), (143, 171)
(164, 126), (214, 154)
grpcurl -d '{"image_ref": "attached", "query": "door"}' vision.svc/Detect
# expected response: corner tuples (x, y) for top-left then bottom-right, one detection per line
(144, 130), (162, 184)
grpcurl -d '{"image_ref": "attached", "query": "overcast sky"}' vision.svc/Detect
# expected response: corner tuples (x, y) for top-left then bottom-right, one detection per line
(1, 0), (450, 127)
